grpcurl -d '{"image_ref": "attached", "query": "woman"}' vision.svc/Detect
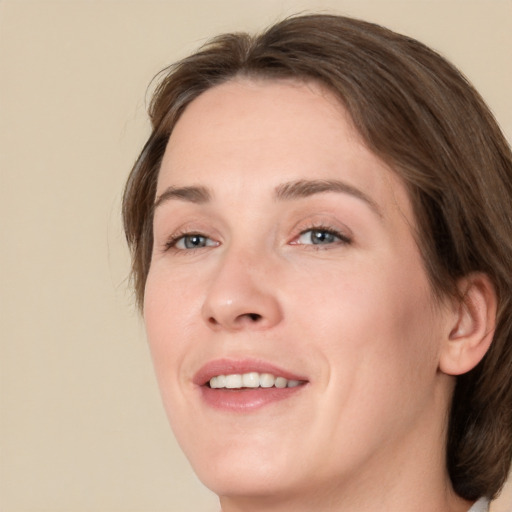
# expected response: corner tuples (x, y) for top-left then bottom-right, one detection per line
(123, 14), (512, 512)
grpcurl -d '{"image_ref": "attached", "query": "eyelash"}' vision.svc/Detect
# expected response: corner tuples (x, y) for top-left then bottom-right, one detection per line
(162, 224), (352, 253)
(293, 225), (352, 248)
(163, 231), (218, 252)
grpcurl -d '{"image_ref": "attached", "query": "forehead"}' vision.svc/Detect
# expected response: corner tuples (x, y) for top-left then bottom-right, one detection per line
(172, 77), (352, 135)
(164, 78), (356, 155)
(158, 78), (412, 221)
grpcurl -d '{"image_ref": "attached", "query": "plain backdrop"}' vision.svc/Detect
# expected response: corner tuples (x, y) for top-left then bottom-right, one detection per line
(1, 1), (511, 511)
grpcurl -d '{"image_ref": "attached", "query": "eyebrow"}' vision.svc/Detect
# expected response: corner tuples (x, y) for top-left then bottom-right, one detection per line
(154, 179), (382, 217)
(275, 179), (382, 217)
(154, 185), (212, 209)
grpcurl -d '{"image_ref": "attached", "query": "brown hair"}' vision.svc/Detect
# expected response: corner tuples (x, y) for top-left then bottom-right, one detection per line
(123, 14), (512, 501)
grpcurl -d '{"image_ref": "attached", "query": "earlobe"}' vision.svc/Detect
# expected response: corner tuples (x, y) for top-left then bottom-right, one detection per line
(439, 273), (497, 376)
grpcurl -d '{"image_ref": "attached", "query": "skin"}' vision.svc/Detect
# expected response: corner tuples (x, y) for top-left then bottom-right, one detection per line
(143, 78), (481, 511)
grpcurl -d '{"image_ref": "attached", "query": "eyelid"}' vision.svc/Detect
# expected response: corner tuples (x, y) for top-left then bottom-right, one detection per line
(164, 231), (220, 251)
(289, 216), (353, 246)
(155, 219), (222, 254)
(290, 226), (352, 247)
(296, 227), (350, 244)
(178, 234), (218, 250)
(153, 213), (222, 251)
(156, 215), (352, 253)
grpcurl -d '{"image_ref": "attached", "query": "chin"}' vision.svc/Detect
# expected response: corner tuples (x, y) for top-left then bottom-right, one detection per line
(180, 436), (302, 498)
(198, 465), (300, 501)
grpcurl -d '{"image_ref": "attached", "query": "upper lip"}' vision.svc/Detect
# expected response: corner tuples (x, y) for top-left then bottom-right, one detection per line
(193, 358), (308, 386)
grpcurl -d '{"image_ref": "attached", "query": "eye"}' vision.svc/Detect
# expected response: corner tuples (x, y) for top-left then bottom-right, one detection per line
(294, 228), (350, 246)
(166, 233), (218, 250)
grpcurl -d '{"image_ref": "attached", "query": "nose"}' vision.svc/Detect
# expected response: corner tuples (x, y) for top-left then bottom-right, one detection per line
(201, 250), (283, 332)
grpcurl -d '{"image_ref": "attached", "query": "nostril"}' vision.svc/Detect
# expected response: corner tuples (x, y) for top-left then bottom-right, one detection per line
(206, 313), (261, 327)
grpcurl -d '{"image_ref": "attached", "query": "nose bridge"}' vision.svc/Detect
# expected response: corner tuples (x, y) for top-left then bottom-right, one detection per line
(201, 241), (282, 331)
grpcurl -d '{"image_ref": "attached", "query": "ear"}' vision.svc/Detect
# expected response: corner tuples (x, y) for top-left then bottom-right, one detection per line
(439, 273), (497, 376)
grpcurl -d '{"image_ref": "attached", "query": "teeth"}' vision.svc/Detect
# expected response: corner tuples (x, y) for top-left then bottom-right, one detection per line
(225, 374), (242, 388)
(210, 375), (225, 388)
(242, 372), (259, 388)
(209, 372), (302, 389)
(275, 377), (287, 388)
(259, 373), (275, 388)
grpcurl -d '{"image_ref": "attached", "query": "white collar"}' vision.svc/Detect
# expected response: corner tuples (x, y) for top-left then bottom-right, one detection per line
(467, 497), (490, 512)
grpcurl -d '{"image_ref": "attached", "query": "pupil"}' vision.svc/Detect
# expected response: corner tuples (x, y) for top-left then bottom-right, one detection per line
(313, 230), (333, 244)
(185, 235), (205, 248)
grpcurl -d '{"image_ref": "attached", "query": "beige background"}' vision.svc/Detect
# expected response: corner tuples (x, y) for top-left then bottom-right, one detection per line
(1, 1), (511, 511)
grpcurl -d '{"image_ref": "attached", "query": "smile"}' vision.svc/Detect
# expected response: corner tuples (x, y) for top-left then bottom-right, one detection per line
(209, 372), (302, 389)
(195, 359), (308, 411)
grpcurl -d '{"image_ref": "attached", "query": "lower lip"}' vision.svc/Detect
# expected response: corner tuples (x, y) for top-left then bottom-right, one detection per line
(199, 385), (305, 411)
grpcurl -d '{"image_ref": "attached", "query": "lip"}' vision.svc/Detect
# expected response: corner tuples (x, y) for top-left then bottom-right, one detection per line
(193, 358), (307, 386)
(193, 358), (308, 412)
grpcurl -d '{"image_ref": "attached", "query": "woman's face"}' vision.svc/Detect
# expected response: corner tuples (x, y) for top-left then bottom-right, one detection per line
(144, 79), (453, 503)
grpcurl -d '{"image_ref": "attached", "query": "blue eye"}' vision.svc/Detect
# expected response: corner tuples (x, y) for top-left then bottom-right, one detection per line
(296, 228), (347, 245)
(167, 233), (218, 250)
(179, 234), (208, 249)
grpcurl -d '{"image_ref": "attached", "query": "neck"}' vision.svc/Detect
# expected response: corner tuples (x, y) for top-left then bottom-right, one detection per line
(219, 469), (472, 512)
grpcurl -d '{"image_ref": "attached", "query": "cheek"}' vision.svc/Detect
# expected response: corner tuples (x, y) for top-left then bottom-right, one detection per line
(143, 269), (210, 444)
(144, 262), (203, 333)
(143, 268), (200, 389)
(290, 252), (441, 389)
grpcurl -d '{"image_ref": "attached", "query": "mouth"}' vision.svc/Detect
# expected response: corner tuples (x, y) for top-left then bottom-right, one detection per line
(208, 372), (302, 389)
(194, 359), (308, 411)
